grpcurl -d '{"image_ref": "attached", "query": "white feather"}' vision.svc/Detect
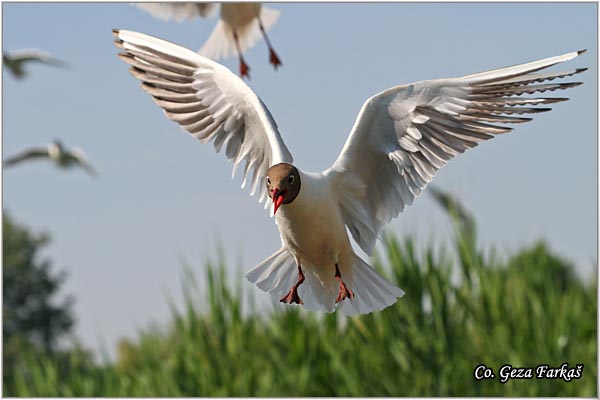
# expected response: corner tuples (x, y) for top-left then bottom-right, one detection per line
(324, 50), (585, 256)
(114, 29), (292, 207)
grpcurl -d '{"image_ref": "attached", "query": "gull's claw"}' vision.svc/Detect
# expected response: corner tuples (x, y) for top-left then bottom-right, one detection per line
(334, 264), (355, 303)
(280, 264), (305, 305)
(269, 49), (282, 69)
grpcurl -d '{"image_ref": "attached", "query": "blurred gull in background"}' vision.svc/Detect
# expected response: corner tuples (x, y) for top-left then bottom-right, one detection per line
(3, 49), (67, 79)
(134, 2), (282, 78)
(4, 139), (98, 178)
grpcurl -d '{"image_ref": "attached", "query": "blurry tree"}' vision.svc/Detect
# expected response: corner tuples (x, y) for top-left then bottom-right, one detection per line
(3, 211), (75, 390)
(3, 210), (74, 349)
(507, 241), (580, 293)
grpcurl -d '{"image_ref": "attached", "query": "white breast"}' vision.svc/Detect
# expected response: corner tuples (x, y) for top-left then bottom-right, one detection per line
(275, 171), (353, 268)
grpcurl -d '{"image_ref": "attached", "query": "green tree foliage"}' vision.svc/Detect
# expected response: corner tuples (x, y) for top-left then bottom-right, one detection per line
(3, 211), (74, 349)
(4, 194), (597, 396)
(3, 211), (75, 392)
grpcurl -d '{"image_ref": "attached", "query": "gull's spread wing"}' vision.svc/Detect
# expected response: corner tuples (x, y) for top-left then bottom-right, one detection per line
(113, 29), (293, 206)
(4, 147), (50, 166)
(134, 3), (218, 22)
(4, 49), (67, 67)
(324, 50), (586, 256)
(69, 148), (99, 177)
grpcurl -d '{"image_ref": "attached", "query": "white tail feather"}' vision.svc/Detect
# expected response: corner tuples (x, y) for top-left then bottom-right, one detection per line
(339, 254), (405, 316)
(257, 6), (281, 37)
(199, 20), (235, 60)
(246, 249), (404, 315)
(245, 247), (297, 299)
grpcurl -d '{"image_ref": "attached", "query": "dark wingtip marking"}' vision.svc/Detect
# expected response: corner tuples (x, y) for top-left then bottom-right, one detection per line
(577, 49), (587, 55)
(113, 39), (125, 50)
(117, 52), (134, 64)
(112, 29), (120, 36)
(576, 67), (588, 73)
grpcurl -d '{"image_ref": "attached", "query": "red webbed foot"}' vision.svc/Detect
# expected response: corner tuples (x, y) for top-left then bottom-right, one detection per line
(239, 58), (251, 79)
(334, 263), (355, 303)
(269, 49), (282, 69)
(280, 287), (303, 304)
(280, 264), (305, 305)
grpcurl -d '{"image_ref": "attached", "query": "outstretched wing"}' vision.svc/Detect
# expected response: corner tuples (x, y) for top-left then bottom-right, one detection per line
(134, 3), (218, 22)
(4, 147), (49, 167)
(113, 29), (293, 206)
(324, 50), (586, 256)
(4, 49), (67, 67)
(69, 148), (99, 178)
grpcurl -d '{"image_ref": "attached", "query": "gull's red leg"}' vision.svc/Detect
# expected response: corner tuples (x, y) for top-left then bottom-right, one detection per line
(280, 264), (305, 305)
(335, 263), (355, 303)
(233, 30), (250, 78)
(258, 19), (282, 69)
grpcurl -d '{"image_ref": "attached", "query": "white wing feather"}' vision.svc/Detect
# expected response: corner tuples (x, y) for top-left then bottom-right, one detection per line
(114, 29), (293, 206)
(324, 50), (586, 256)
(69, 147), (98, 176)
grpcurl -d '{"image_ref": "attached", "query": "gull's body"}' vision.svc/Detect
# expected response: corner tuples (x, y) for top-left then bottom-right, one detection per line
(134, 2), (282, 77)
(4, 140), (97, 177)
(273, 171), (359, 310)
(113, 29), (585, 315)
(278, 171), (352, 267)
(3, 49), (66, 79)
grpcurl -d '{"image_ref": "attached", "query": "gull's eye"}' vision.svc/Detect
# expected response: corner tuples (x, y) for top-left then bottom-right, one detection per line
(288, 175), (295, 184)
(266, 177), (271, 185)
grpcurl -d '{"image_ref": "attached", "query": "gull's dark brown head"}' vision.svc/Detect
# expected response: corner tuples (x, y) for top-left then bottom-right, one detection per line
(266, 163), (301, 214)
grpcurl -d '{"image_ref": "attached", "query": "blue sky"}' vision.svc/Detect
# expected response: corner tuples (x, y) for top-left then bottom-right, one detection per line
(2, 2), (597, 359)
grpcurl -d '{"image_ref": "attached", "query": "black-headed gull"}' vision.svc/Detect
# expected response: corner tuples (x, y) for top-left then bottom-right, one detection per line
(113, 29), (585, 315)
(134, 2), (282, 78)
(4, 140), (98, 177)
(3, 49), (67, 79)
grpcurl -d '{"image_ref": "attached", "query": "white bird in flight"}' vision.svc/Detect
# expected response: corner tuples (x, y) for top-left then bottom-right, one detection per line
(134, 2), (282, 78)
(4, 140), (98, 177)
(3, 49), (67, 79)
(113, 29), (585, 315)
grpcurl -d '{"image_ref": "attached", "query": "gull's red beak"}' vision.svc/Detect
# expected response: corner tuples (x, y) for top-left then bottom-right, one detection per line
(272, 188), (286, 214)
